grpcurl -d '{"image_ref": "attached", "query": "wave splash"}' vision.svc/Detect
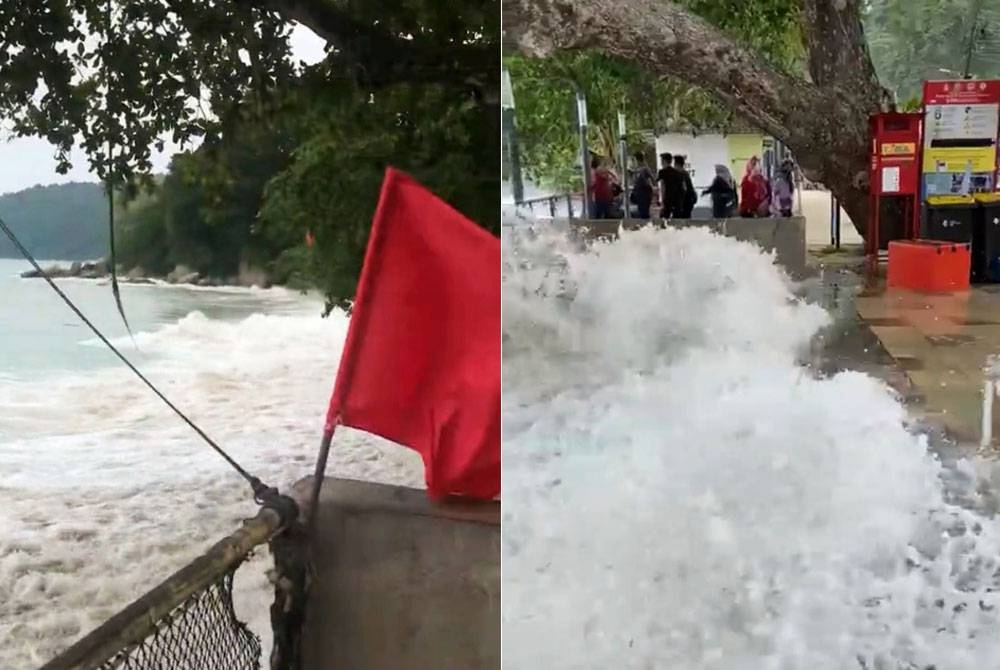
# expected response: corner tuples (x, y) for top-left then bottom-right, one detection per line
(502, 225), (1000, 669)
(0, 306), (422, 668)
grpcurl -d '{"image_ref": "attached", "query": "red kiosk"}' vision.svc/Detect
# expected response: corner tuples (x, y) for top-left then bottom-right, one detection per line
(864, 81), (1000, 291)
(866, 112), (922, 258)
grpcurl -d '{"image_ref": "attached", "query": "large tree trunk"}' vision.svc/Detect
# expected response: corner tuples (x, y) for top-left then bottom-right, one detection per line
(503, 0), (890, 238)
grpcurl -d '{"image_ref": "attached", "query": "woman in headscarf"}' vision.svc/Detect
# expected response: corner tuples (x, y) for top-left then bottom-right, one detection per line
(739, 156), (770, 218)
(702, 164), (738, 218)
(771, 158), (795, 217)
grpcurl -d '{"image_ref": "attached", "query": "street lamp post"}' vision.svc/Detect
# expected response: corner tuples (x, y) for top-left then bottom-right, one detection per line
(577, 91), (591, 219)
(501, 68), (525, 204)
(618, 111), (629, 219)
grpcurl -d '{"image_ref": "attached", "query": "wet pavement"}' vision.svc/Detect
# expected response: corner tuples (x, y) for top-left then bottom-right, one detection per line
(854, 279), (1000, 448)
(798, 253), (972, 451)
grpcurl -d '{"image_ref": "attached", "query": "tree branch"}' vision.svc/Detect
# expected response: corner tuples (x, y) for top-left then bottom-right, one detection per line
(502, 0), (821, 142)
(245, 0), (497, 95)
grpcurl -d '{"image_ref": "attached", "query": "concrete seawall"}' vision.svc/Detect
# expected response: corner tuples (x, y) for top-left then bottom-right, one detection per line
(294, 477), (500, 669)
(556, 217), (808, 279)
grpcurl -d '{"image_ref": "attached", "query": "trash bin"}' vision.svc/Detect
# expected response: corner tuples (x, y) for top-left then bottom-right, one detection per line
(973, 193), (1000, 283)
(923, 194), (976, 243)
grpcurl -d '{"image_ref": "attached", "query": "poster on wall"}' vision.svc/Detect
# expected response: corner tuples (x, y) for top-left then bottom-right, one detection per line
(727, 135), (764, 179)
(922, 80), (1000, 196)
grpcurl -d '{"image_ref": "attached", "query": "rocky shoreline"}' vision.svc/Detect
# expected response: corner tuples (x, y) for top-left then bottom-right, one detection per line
(19, 260), (272, 288)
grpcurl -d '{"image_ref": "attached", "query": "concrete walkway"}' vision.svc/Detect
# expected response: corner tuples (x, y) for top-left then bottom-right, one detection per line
(800, 190), (863, 248)
(856, 284), (1000, 444)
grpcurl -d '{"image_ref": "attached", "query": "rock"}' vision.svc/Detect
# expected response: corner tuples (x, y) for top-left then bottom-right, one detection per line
(166, 264), (194, 283)
(19, 269), (41, 278)
(178, 272), (200, 285)
(236, 260), (271, 288)
(69, 261), (82, 276)
(127, 278), (154, 285)
(126, 266), (147, 281)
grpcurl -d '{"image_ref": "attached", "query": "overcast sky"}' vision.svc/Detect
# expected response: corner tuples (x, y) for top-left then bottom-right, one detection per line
(0, 24), (327, 197)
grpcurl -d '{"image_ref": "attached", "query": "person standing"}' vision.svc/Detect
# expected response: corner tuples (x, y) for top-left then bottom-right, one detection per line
(771, 158), (795, 217)
(674, 155), (697, 218)
(702, 164), (738, 218)
(657, 152), (685, 219)
(739, 156), (770, 218)
(630, 151), (655, 220)
(590, 156), (617, 219)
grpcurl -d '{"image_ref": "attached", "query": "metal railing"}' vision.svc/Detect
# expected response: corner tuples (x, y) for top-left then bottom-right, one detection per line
(40, 508), (288, 670)
(513, 192), (586, 219)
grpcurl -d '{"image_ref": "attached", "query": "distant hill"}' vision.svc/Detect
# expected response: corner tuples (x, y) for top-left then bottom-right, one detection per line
(0, 182), (109, 260)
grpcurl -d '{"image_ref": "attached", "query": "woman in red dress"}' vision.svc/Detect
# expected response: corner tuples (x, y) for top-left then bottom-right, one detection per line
(739, 156), (770, 218)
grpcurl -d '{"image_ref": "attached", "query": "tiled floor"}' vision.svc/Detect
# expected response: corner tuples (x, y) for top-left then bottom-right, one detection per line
(857, 286), (1000, 443)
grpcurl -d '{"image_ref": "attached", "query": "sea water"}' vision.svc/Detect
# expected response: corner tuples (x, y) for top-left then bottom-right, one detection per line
(502, 225), (1000, 669)
(0, 259), (422, 668)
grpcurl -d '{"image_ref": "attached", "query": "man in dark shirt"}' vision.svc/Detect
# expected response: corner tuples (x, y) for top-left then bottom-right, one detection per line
(657, 152), (686, 219)
(675, 155), (697, 218)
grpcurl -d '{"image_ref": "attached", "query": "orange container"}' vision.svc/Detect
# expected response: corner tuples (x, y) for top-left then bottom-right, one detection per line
(887, 239), (970, 292)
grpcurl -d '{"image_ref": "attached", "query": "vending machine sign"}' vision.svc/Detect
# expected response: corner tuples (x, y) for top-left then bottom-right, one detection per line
(922, 80), (1000, 196)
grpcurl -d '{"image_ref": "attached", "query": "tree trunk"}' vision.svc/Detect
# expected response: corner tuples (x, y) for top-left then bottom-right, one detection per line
(503, 0), (890, 238)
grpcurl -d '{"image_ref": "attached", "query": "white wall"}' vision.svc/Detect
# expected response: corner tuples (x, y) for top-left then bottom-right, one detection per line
(653, 134), (730, 190)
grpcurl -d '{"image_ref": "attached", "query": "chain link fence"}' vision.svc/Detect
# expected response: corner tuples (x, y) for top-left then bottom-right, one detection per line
(97, 568), (261, 670)
(41, 507), (290, 670)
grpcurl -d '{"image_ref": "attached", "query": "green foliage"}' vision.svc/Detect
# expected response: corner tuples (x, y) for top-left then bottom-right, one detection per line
(505, 52), (734, 190)
(114, 187), (170, 274)
(678, 0), (805, 72)
(865, 0), (1000, 102)
(259, 78), (498, 313)
(0, 1), (294, 184)
(115, 66), (498, 309)
(3, 0), (499, 310)
(0, 182), (109, 259)
(505, 0), (805, 190)
(116, 116), (295, 279)
(0, 0), (497, 189)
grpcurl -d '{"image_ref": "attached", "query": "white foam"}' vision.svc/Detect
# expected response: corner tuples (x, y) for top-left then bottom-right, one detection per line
(0, 303), (422, 668)
(503, 224), (1000, 669)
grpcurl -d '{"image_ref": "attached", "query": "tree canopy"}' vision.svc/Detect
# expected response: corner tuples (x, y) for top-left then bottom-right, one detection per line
(1, 0), (497, 185)
(504, 0), (805, 189)
(866, 0), (1000, 105)
(2, 0), (499, 310)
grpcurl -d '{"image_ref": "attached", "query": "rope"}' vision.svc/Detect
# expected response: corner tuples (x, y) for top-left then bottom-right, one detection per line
(0, 215), (274, 500)
(102, 0), (134, 342)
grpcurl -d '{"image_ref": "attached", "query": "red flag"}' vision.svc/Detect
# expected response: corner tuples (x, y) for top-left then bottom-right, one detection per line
(325, 168), (500, 500)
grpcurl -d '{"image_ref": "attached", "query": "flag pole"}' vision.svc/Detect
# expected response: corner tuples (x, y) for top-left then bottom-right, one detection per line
(306, 423), (337, 530)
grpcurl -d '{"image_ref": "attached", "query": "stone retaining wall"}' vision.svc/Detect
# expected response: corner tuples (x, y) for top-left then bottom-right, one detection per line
(567, 216), (808, 279)
(294, 477), (500, 670)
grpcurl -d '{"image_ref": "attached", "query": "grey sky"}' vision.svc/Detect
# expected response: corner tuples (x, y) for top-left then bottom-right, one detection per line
(0, 24), (327, 197)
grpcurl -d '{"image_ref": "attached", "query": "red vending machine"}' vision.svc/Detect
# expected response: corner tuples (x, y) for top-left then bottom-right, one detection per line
(868, 112), (922, 259)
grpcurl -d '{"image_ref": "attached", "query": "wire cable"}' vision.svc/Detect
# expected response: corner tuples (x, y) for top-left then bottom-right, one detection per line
(0, 215), (269, 497)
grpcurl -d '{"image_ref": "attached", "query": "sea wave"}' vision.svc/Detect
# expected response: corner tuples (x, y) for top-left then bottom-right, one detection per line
(0, 305), (422, 668)
(502, 224), (1000, 669)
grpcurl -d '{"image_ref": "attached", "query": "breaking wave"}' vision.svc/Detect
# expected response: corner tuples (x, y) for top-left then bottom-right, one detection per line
(0, 301), (421, 668)
(502, 224), (1000, 669)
